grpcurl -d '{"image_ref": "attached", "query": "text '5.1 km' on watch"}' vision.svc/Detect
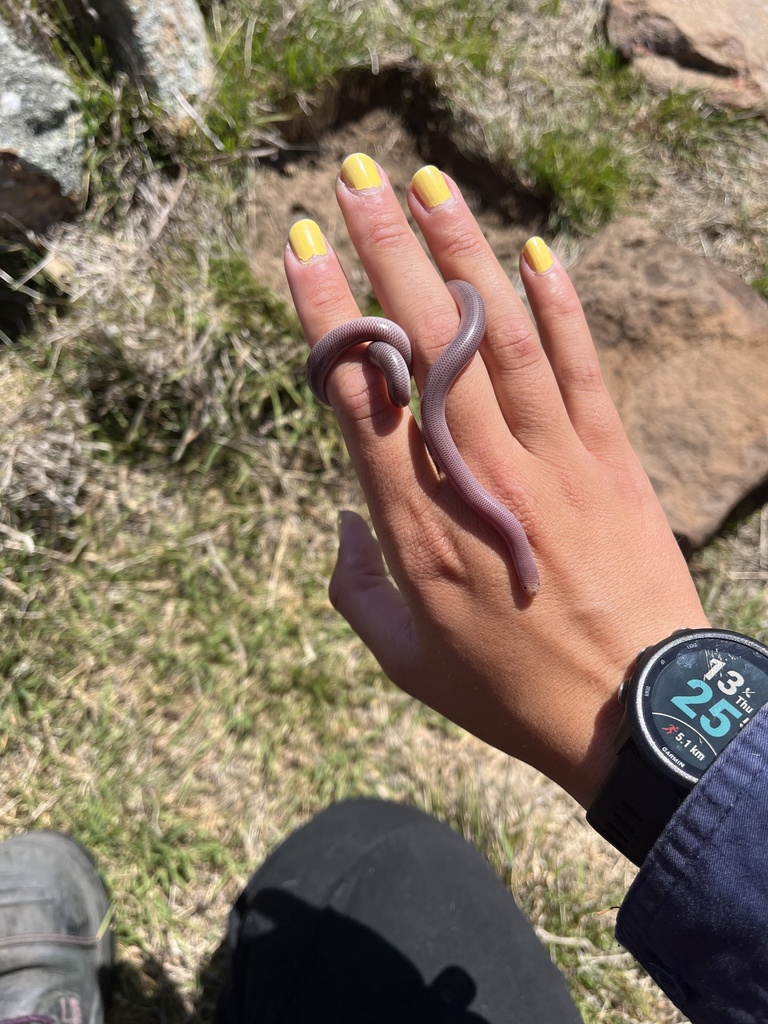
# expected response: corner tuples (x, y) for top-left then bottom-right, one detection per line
(587, 628), (768, 866)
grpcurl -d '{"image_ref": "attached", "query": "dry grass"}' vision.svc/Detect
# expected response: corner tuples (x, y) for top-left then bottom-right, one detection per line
(2, 0), (768, 1021)
(0, 356), (95, 535)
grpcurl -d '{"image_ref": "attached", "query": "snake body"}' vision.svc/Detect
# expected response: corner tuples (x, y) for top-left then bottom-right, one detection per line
(305, 280), (540, 596)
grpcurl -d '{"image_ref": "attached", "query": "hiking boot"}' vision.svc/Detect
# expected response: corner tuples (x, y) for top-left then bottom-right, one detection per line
(0, 831), (112, 1024)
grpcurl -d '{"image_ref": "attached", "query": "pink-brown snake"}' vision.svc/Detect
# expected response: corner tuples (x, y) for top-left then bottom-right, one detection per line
(305, 280), (540, 596)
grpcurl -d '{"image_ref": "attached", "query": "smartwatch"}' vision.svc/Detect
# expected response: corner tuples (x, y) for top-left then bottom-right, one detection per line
(587, 628), (768, 866)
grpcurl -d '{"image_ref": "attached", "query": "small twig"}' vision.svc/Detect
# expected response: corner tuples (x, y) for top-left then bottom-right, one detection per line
(173, 90), (225, 151)
(204, 145), (279, 164)
(267, 518), (292, 610)
(15, 250), (54, 288)
(145, 165), (189, 248)
(0, 266), (42, 300)
(0, 574), (27, 599)
(244, 15), (256, 74)
(535, 928), (595, 951)
(204, 537), (239, 594)
(0, 523), (35, 553)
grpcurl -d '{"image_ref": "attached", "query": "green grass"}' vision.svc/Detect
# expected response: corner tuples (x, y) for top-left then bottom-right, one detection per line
(641, 90), (762, 165)
(522, 861), (653, 1022)
(581, 44), (641, 109)
(4, 1), (768, 1021)
(214, 0), (379, 104)
(1, 478), (396, 932)
(400, 0), (508, 77)
(520, 127), (633, 231)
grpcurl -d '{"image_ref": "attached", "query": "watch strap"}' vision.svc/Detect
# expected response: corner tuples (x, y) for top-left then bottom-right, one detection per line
(586, 740), (686, 866)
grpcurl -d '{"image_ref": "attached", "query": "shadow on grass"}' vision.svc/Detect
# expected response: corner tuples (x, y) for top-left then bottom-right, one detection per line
(109, 938), (229, 1024)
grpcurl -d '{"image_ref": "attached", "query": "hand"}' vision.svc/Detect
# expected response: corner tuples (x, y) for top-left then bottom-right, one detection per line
(284, 155), (709, 807)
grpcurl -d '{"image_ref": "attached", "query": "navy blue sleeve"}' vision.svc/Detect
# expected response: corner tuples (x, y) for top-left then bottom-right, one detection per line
(616, 703), (768, 1023)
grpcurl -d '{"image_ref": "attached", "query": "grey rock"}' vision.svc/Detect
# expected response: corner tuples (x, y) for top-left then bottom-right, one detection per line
(570, 218), (768, 547)
(606, 0), (768, 113)
(72, 0), (214, 110)
(0, 20), (83, 233)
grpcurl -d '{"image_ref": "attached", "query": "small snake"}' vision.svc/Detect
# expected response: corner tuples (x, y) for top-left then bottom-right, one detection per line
(305, 280), (540, 596)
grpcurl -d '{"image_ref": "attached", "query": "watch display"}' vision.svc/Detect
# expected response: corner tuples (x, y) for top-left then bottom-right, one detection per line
(633, 632), (768, 786)
(589, 628), (768, 865)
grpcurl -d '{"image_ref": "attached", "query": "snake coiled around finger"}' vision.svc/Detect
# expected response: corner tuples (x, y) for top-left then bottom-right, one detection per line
(305, 280), (540, 597)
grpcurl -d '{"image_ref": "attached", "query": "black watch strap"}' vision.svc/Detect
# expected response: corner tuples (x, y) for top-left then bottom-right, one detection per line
(586, 741), (686, 866)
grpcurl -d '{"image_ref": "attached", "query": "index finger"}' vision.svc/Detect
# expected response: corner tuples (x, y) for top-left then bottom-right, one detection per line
(284, 217), (443, 568)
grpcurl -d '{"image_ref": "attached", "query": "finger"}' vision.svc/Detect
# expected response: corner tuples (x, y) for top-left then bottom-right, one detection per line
(519, 241), (629, 457)
(285, 216), (524, 601)
(335, 154), (538, 543)
(334, 153), (470, 387)
(286, 216), (410, 435)
(286, 218), (384, 418)
(329, 511), (422, 684)
(285, 218), (440, 540)
(407, 167), (571, 453)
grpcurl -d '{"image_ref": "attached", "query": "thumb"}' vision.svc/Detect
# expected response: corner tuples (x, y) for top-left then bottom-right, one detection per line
(329, 511), (421, 684)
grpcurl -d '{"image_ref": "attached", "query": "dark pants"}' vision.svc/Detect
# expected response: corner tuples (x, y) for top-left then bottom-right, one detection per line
(216, 799), (583, 1023)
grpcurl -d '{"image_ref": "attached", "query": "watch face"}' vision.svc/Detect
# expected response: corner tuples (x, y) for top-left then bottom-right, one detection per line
(636, 632), (768, 785)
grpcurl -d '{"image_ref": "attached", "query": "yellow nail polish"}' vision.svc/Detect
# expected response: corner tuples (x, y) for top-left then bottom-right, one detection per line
(340, 153), (382, 191)
(411, 165), (452, 209)
(289, 219), (327, 262)
(523, 237), (553, 274)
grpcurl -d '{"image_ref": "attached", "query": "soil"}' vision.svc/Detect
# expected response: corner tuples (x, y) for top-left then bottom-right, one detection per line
(246, 102), (543, 307)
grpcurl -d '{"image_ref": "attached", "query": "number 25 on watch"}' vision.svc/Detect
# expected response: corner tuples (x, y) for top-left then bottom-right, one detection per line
(671, 659), (748, 738)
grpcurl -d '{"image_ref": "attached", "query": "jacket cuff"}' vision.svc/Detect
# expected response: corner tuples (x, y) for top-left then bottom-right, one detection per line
(616, 703), (768, 1023)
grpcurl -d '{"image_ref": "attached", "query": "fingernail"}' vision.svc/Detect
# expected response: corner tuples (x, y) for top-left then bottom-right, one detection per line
(289, 219), (327, 263)
(411, 165), (452, 209)
(340, 153), (382, 191)
(523, 237), (553, 274)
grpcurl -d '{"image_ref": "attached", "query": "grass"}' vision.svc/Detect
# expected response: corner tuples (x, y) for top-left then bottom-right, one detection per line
(213, 0), (380, 105)
(1, 469), (462, 1018)
(3, 0), (768, 1021)
(520, 127), (633, 231)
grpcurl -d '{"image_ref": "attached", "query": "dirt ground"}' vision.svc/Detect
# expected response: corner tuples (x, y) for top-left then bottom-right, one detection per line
(246, 101), (541, 307)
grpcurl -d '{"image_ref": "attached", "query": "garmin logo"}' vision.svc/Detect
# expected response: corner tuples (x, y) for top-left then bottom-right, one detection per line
(662, 746), (686, 768)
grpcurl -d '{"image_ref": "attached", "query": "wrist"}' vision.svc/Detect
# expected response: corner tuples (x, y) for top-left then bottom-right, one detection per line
(557, 613), (712, 809)
(586, 625), (768, 865)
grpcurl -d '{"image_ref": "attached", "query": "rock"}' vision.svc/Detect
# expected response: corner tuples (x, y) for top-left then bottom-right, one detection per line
(570, 218), (768, 548)
(0, 20), (83, 234)
(74, 0), (214, 110)
(605, 0), (768, 113)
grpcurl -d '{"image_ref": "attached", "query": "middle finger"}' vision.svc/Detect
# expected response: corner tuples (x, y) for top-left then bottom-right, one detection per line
(408, 165), (570, 451)
(337, 155), (569, 459)
(336, 153), (535, 519)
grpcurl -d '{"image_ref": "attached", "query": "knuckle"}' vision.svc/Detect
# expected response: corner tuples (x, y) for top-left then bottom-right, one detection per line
(547, 287), (585, 322)
(366, 215), (414, 253)
(613, 460), (658, 512)
(395, 497), (471, 592)
(418, 306), (462, 361)
(441, 227), (486, 264)
(308, 284), (352, 328)
(416, 532), (469, 588)
(328, 361), (396, 426)
(555, 463), (592, 517)
(489, 314), (543, 370)
(559, 353), (605, 393)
